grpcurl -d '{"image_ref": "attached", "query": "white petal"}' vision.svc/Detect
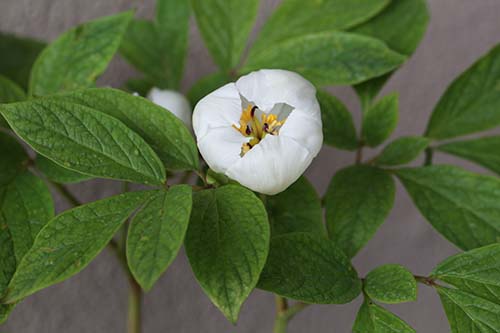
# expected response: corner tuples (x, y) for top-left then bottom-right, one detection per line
(279, 108), (323, 156)
(147, 88), (192, 128)
(236, 69), (319, 113)
(197, 127), (248, 173)
(226, 135), (313, 195)
(192, 82), (242, 140)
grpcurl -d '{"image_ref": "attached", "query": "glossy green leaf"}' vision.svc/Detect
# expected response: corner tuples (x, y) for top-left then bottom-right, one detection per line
(396, 165), (500, 250)
(36, 156), (93, 184)
(187, 72), (230, 106)
(325, 166), (395, 258)
(243, 31), (406, 86)
(426, 44), (500, 139)
(185, 185), (269, 323)
(374, 136), (430, 166)
(120, 0), (190, 88)
(0, 75), (26, 128)
(318, 90), (358, 151)
(59, 88), (198, 171)
(364, 264), (417, 304)
(258, 232), (361, 304)
(2, 191), (154, 303)
(438, 286), (500, 333)
(0, 97), (166, 185)
(251, 0), (389, 54)
(127, 185), (192, 291)
(432, 244), (500, 303)
(265, 176), (325, 237)
(362, 93), (398, 147)
(437, 136), (500, 175)
(29, 11), (132, 96)
(0, 32), (45, 89)
(191, 0), (259, 70)
(352, 0), (430, 103)
(353, 299), (415, 333)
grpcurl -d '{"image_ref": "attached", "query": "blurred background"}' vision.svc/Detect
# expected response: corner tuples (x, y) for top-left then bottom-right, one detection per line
(1, 0), (500, 332)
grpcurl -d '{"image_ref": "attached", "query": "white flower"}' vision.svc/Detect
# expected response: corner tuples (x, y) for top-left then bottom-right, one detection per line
(192, 69), (323, 195)
(147, 88), (192, 128)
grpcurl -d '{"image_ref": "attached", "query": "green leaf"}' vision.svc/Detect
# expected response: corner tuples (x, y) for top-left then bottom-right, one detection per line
(191, 0), (259, 70)
(251, 0), (389, 54)
(0, 304), (15, 324)
(374, 136), (430, 166)
(36, 156), (93, 184)
(317, 90), (358, 151)
(0, 132), (28, 187)
(0, 75), (26, 128)
(127, 185), (192, 291)
(185, 185), (269, 323)
(243, 31), (406, 86)
(59, 88), (198, 171)
(258, 232), (361, 304)
(362, 93), (398, 147)
(395, 165), (500, 250)
(438, 286), (500, 333)
(0, 96), (166, 185)
(2, 191), (154, 303)
(353, 299), (415, 333)
(426, 44), (500, 139)
(432, 243), (500, 303)
(123, 77), (155, 97)
(0, 32), (45, 89)
(325, 166), (395, 258)
(265, 176), (325, 237)
(437, 136), (500, 175)
(29, 11), (133, 96)
(364, 264), (417, 304)
(120, 0), (190, 88)
(352, 0), (430, 103)
(187, 71), (230, 106)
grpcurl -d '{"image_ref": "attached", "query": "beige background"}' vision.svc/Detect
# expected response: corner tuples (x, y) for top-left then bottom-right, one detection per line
(2, 0), (500, 332)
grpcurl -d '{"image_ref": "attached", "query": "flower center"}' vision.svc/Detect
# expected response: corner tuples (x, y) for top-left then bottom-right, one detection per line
(232, 104), (287, 156)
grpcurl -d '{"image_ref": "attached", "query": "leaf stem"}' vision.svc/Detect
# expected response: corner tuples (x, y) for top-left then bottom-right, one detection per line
(273, 296), (308, 333)
(424, 148), (433, 166)
(355, 145), (364, 164)
(51, 182), (81, 206)
(127, 276), (142, 333)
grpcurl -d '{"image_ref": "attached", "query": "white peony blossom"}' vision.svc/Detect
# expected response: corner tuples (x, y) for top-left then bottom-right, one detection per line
(147, 88), (192, 128)
(192, 69), (323, 195)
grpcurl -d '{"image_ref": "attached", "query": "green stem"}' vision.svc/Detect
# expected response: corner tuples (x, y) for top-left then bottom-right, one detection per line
(51, 182), (81, 206)
(273, 296), (308, 333)
(127, 276), (142, 333)
(424, 148), (433, 166)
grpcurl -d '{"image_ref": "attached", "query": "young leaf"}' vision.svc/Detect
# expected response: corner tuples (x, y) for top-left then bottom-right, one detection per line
(191, 0), (259, 70)
(325, 166), (395, 258)
(431, 243), (500, 303)
(437, 286), (500, 333)
(0, 97), (167, 185)
(364, 264), (417, 304)
(120, 0), (190, 88)
(396, 165), (500, 250)
(187, 72), (230, 106)
(352, 0), (430, 103)
(437, 136), (500, 175)
(362, 93), (399, 147)
(2, 191), (154, 304)
(374, 136), (430, 166)
(185, 185), (269, 323)
(353, 299), (415, 333)
(317, 90), (358, 151)
(29, 11), (133, 96)
(258, 232), (361, 304)
(127, 185), (192, 291)
(60, 88), (199, 171)
(36, 156), (93, 184)
(0, 32), (45, 89)
(265, 176), (325, 237)
(426, 44), (500, 139)
(250, 0), (389, 54)
(243, 31), (406, 86)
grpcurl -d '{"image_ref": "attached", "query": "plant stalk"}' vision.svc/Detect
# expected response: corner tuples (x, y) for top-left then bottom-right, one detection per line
(127, 276), (142, 333)
(273, 296), (308, 333)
